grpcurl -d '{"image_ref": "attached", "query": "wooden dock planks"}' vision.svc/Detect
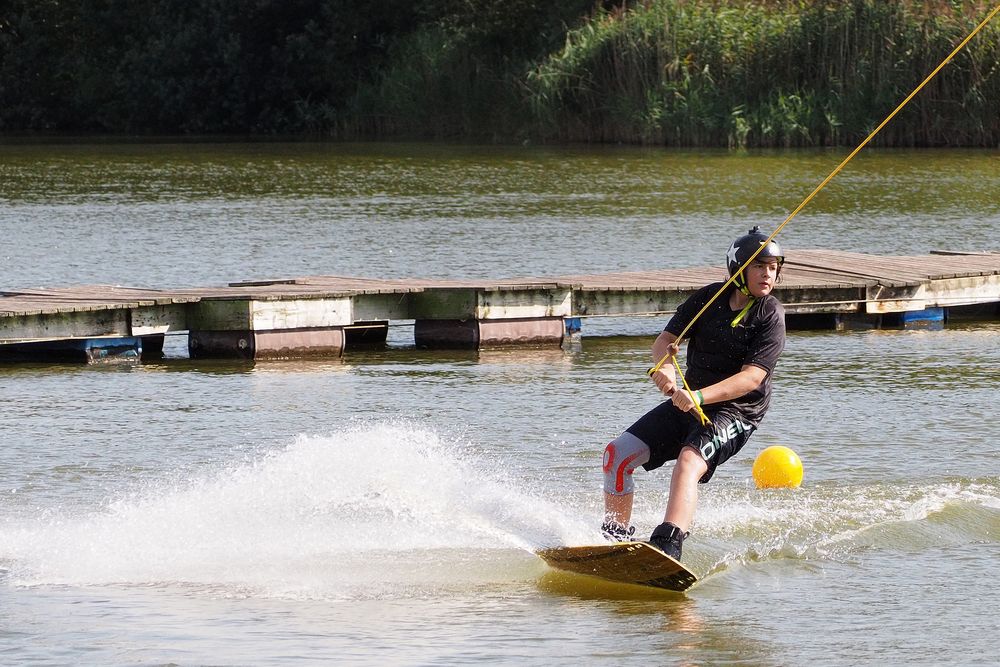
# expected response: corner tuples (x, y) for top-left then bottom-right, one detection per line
(0, 286), (202, 316)
(1, 250), (998, 346)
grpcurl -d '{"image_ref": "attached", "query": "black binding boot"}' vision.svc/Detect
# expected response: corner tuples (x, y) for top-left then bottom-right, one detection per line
(648, 522), (689, 560)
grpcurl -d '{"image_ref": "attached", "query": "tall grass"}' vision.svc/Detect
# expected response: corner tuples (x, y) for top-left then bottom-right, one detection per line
(347, 26), (532, 140)
(523, 0), (1000, 147)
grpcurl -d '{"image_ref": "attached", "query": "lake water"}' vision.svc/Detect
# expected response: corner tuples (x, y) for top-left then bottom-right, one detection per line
(0, 141), (998, 666)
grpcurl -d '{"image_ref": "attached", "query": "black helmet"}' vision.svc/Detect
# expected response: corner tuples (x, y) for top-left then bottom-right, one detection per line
(727, 226), (784, 289)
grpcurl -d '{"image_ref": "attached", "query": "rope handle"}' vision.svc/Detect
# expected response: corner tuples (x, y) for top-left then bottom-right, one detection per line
(646, 355), (711, 427)
(672, 356), (711, 426)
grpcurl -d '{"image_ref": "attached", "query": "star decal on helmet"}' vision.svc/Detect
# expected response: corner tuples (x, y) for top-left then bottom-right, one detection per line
(726, 242), (739, 266)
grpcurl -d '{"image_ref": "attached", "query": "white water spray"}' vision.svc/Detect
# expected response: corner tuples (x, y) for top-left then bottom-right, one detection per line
(0, 424), (594, 595)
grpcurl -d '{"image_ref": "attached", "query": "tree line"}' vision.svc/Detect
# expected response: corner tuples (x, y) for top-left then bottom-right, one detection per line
(2, 1), (998, 146)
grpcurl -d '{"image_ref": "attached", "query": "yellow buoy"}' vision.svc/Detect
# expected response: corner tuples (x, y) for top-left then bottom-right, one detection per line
(752, 446), (803, 489)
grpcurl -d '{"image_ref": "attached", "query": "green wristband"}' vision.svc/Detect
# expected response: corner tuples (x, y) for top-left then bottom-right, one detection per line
(695, 390), (704, 406)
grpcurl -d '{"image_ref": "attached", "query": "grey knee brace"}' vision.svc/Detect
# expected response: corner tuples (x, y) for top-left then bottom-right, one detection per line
(602, 432), (650, 495)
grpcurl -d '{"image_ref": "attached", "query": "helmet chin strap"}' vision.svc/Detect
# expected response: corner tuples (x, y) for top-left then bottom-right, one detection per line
(733, 270), (750, 295)
(731, 272), (756, 327)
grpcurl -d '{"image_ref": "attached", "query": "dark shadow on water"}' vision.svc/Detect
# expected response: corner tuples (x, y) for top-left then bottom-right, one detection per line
(536, 569), (690, 601)
(537, 569), (778, 665)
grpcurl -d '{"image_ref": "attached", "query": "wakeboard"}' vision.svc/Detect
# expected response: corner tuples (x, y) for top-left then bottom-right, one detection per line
(537, 541), (698, 592)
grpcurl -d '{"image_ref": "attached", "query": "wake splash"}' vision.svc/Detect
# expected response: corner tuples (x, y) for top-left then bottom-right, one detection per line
(0, 424), (593, 596)
(5, 423), (992, 595)
(691, 477), (1000, 575)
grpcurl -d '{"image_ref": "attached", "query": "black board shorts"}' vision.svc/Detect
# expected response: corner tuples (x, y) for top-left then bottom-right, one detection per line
(626, 400), (757, 483)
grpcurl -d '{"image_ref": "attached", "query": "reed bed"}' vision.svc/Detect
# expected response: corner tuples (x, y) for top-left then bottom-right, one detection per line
(522, 0), (1000, 146)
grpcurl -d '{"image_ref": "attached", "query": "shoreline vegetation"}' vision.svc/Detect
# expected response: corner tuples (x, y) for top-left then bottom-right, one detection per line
(2, 1), (998, 147)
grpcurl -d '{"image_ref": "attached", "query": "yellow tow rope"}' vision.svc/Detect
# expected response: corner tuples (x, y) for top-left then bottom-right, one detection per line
(648, 3), (1000, 427)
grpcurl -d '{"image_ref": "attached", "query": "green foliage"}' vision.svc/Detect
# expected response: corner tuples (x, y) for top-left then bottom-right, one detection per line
(348, 0), (599, 138)
(0, 0), (422, 133)
(1, 0), (999, 145)
(0, 0), (77, 129)
(525, 0), (1000, 147)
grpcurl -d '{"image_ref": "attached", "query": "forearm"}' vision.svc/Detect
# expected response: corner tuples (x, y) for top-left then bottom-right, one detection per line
(698, 365), (767, 405)
(649, 331), (679, 395)
(651, 331), (678, 365)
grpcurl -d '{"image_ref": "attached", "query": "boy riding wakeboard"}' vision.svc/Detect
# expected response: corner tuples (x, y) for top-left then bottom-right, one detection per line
(601, 226), (786, 559)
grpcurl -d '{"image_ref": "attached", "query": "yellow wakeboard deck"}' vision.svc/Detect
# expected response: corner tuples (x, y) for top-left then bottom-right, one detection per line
(537, 542), (698, 592)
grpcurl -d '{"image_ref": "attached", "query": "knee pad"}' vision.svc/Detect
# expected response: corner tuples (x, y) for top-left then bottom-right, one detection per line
(602, 432), (650, 495)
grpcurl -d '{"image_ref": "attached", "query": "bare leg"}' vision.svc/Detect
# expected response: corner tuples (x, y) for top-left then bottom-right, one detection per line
(663, 446), (708, 532)
(603, 491), (633, 527)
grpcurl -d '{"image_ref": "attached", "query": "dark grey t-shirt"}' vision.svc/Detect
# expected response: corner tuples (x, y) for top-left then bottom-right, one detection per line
(664, 282), (786, 425)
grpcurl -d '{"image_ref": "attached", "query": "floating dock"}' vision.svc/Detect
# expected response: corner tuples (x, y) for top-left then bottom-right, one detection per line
(1, 249), (998, 362)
